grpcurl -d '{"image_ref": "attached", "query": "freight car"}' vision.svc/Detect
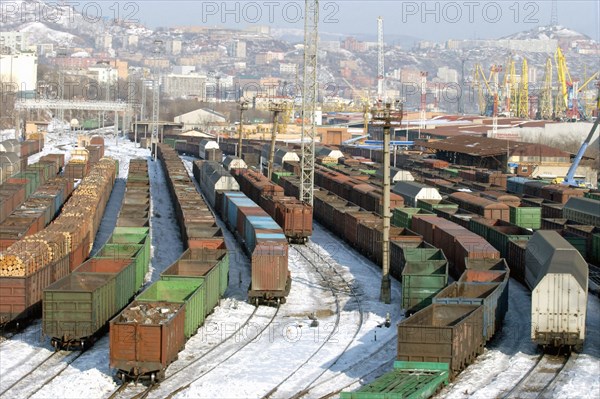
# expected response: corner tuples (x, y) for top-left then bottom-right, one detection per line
(449, 192), (510, 221)
(230, 167), (312, 243)
(110, 246), (229, 382)
(0, 158), (117, 327)
(526, 231), (588, 352)
(563, 197), (600, 227)
(109, 149), (231, 381)
(42, 159), (150, 349)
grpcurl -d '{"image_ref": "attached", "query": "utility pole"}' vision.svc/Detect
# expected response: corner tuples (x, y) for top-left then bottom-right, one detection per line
(268, 102), (286, 180)
(377, 17), (384, 101)
(238, 99), (248, 158)
(300, 0), (319, 206)
(371, 100), (403, 304)
(151, 40), (163, 161)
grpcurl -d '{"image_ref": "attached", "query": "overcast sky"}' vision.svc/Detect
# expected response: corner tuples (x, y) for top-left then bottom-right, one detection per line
(126, 0), (599, 42)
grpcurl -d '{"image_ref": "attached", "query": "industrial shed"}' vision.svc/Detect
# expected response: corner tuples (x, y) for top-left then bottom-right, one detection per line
(392, 181), (442, 207)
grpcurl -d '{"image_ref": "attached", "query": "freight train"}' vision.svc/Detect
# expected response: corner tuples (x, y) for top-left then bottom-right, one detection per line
(42, 159), (151, 350)
(109, 145), (230, 382)
(0, 157), (117, 327)
(230, 167), (312, 243)
(193, 160), (291, 305)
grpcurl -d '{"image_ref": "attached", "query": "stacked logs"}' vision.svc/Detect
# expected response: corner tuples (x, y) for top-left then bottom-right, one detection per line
(0, 158), (117, 277)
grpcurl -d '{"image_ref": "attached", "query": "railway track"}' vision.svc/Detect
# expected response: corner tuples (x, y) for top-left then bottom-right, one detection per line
(501, 353), (573, 399)
(0, 350), (84, 398)
(260, 243), (365, 399)
(159, 305), (280, 399)
(106, 304), (260, 399)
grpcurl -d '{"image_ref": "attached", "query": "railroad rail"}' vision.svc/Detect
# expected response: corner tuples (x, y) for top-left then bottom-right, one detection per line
(161, 305), (280, 399)
(106, 304), (260, 399)
(0, 350), (84, 398)
(501, 353), (572, 399)
(260, 243), (365, 399)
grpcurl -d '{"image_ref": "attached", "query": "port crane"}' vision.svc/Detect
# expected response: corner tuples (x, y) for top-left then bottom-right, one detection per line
(555, 47), (599, 121)
(563, 83), (600, 186)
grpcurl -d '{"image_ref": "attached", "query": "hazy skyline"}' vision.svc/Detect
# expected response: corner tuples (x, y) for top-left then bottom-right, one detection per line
(126, 0), (600, 42)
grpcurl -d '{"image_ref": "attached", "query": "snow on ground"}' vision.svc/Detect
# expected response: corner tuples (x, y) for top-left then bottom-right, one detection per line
(1, 131), (598, 399)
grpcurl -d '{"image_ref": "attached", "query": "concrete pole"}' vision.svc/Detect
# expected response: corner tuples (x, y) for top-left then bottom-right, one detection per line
(268, 110), (280, 180)
(380, 103), (391, 304)
(238, 102), (248, 159)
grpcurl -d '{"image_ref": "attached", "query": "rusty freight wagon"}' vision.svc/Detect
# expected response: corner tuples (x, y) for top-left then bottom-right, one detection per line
(449, 192), (510, 221)
(397, 304), (484, 377)
(0, 158), (117, 326)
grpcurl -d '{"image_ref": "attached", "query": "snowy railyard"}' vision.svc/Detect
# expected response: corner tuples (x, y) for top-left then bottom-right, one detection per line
(0, 131), (598, 399)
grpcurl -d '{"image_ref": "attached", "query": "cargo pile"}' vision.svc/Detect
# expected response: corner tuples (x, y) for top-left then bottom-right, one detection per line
(0, 157), (116, 326)
(118, 303), (180, 325)
(0, 158), (117, 278)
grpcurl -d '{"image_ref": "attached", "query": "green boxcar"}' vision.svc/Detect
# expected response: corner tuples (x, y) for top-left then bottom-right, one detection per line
(417, 199), (458, 212)
(219, 253), (230, 296)
(443, 168), (459, 177)
(108, 227), (151, 272)
(271, 171), (292, 185)
(564, 236), (587, 258)
(584, 192), (600, 201)
(43, 258), (136, 341)
(137, 279), (205, 338)
(509, 206), (542, 229)
(340, 361), (449, 399)
(163, 138), (177, 148)
(592, 233), (600, 264)
(95, 243), (148, 290)
(360, 169), (376, 175)
(401, 251), (448, 314)
(14, 170), (41, 197)
(392, 208), (434, 229)
(162, 248), (227, 306)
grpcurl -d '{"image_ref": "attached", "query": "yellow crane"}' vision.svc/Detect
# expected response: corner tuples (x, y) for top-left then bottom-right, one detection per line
(518, 58), (529, 118)
(540, 57), (553, 120)
(473, 63), (488, 115)
(502, 55), (516, 116)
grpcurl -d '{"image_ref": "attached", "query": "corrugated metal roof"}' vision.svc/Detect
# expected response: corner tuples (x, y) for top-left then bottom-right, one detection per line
(526, 231), (588, 290)
(414, 135), (574, 158)
(392, 181), (434, 198)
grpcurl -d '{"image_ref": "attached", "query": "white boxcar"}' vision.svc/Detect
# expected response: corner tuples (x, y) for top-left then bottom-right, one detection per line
(526, 231), (588, 351)
(199, 161), (239, 209)
(198, 139), (220, 160)
(392, 181), (442, 207)
(223, 156), (248, 171)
